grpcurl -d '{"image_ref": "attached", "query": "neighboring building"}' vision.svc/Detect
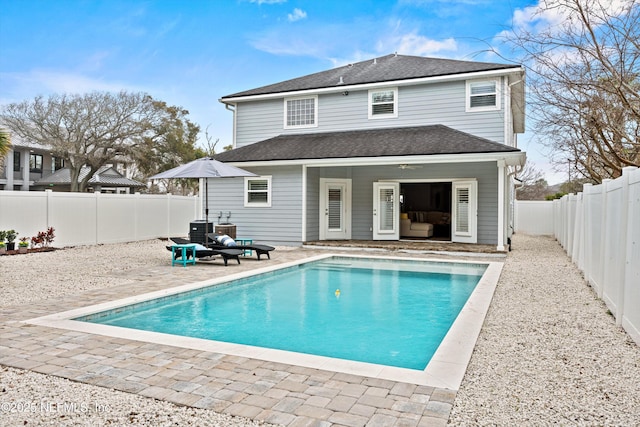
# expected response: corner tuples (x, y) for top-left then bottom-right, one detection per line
(0, 135), (143, 193)
(212, 53), (526, 249)
(34, 165), (145, 193)
(0, 136), (65, 191)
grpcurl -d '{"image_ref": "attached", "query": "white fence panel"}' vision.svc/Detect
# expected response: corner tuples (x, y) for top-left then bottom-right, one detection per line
(169, 195), (197, 238)
(0, 192), (49, 244)
(623, 169), (640, 345)
(97, 193), (138, 244)
(551, 167), (640, 346)
(136, 194), (172, 241)
(514, 201), (554, 235)
(571, 193), (584, 268)
(48, 192), (98, 247)
(583, 184), (604, 296)
(601, 179), (625, 317)
(0, 190), (198, 248)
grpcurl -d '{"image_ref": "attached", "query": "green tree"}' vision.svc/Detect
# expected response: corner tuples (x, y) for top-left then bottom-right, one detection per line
(516, 163), (551, 200)
(134, 100), (202, 195)
(0, 128), (10, 158)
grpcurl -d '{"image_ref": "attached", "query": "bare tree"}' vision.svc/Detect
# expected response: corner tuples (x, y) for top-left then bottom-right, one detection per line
(505, 0), (639, 183)
(0, 91), (166, 192)
(516, 162), (551, 200)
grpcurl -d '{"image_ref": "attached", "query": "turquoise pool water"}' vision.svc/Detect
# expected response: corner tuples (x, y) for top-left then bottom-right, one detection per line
(78, 257), (486, 370)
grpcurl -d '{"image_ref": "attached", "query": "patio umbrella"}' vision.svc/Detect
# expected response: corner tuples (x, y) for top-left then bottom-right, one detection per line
(149, 157), (257, 245)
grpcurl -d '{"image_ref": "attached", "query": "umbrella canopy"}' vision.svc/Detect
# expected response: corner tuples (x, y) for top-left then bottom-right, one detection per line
(150, 157), (257, 244)
(149, 156), (256, 180)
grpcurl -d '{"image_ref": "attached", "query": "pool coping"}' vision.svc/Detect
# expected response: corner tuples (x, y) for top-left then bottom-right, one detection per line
(24, 254), (503, 391)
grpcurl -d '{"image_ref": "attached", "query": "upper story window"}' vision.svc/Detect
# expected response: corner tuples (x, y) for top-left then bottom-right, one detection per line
(244, 176), (272, 207)
(13, 151), (20, 172)
(284, 96), (317, 129)
(466, 79), (500, 112)
(29, 153), (43, 173)
(52, 156), (65, 173)
(369, 88), (398, 119)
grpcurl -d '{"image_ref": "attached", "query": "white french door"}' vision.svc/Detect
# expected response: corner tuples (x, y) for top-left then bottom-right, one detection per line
(319, 178), (351, 240)
(452, 180), (477, 243)
(373, 182), (400, 240)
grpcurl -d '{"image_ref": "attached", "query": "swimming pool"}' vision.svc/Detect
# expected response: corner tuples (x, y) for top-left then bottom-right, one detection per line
(27, 254), (504, 388)
(76, 257), (486, 370)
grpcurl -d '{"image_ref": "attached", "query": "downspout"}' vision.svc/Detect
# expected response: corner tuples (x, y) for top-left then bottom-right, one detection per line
(497, 160), (506, 251)
(497, 159), (525, 252)
(506, 162), (524, 249)
(224, 102), (237, 148)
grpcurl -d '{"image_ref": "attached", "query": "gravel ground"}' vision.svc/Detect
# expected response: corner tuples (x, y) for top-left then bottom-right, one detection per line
(449, 234), (640, 426)
(0, 235), (638, 426)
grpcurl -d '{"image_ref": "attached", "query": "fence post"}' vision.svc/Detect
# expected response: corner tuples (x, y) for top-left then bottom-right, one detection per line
(134, 192), (140, 242)
(613, 167), (634, 326)
(94, 191), (100, 245)
(571, 192), (583, 267)
(623, 167), (640, 345)
(166, 192), (172, 239)
(582, 184), (594, 287)
(597, 180), (611, 299)
(45, 189), (53, 228)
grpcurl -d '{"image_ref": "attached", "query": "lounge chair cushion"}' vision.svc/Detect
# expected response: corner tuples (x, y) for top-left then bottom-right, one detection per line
(215, 234), (237, 247)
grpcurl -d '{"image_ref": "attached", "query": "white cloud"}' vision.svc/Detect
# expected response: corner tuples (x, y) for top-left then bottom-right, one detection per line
(287, 8), (307, 22)
(510, 0), (631, 35)
(0, 70), (146, 104)
(395, 33), (458, 56)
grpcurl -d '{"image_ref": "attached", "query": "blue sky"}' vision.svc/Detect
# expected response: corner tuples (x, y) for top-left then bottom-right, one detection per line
(0, 0), (565, 183)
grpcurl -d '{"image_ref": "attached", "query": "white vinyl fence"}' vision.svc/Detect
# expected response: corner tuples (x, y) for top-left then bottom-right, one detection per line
(0, 190), (199, 248)
(552, 166), (640, 346)
(514, 201), (555, 235)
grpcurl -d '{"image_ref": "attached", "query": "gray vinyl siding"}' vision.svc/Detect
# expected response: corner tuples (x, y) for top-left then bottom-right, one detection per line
(305, 167), (320, 241)
(304, 161), (498, 245)
(205, 166), (303, 246)
(209, 161), (498, 245)
(234, 78), (507, 148)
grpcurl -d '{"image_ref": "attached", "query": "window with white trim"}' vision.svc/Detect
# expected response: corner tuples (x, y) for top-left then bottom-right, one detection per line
(368, 88), (398, 119)
(244, 176), (272, 207)
(284, 96), (317, 128)
(466, 80), (500, 111)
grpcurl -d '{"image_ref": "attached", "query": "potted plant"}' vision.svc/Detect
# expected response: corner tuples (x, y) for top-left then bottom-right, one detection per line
(5, 229), (17, 251)
(0, 230), (6, 254)
(18, 237), (29, 254)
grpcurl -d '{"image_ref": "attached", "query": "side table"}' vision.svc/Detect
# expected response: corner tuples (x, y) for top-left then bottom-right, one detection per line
(171, 244), (197, 267)
(235, 237), (253, 257)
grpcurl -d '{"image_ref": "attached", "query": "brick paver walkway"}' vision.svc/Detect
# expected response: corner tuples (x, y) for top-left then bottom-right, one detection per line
(1, 246), (498, 426)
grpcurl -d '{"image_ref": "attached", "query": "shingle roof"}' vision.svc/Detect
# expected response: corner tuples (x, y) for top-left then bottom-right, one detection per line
(214, 125), (520, 163)
(36, 166), (145, 187)
(222, 54), (520, 99)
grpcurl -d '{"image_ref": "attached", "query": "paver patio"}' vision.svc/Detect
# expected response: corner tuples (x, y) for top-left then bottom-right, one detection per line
(0, 242), (500, 426)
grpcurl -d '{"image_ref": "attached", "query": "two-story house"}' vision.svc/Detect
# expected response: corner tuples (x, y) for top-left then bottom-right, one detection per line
(213, 54), (526, 250)
(0, 134), (144, 193)
(0, 135), (65, 191)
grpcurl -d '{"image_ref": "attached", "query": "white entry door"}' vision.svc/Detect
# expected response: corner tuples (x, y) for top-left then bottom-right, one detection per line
(319, 178), (351, 240)
(373, 182), (400, 240)
(452, 180), (478, 243)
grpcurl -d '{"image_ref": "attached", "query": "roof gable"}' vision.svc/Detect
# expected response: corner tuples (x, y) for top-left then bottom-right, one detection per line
(222, 54), (520, 99)
(214, 125), (520, 163)
(35, 166), (145, 187)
